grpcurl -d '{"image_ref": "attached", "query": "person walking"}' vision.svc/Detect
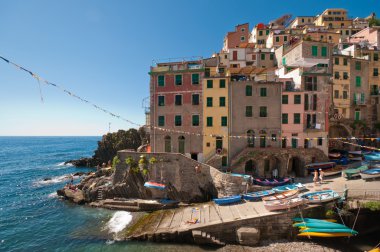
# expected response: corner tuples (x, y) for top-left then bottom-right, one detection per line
(319, 169), (324, 184)
(313, 169), (318, 185)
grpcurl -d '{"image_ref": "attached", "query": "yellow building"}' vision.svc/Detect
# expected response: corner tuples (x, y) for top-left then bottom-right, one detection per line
(314, 9), (352, 29)
(332, 54), (351, 119)
(203, 57), (229, 167)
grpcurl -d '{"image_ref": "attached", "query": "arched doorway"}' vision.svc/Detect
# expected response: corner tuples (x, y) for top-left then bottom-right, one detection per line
(287, 157), (303, 177)
(245, 160), (257, 176)
(247, 130), (255, 147)
(164, 136), (171, 152)
(178, 136), (185, 154)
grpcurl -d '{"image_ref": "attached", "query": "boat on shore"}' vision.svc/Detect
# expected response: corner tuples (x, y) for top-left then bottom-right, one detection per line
(229, 173), (251, 180)
(300, 228), (358, 235)
(263, 197), (306, 211)
(343, 165), (368, 179)
(297, 232), (354, 237)
(300, 190), (340, 203)
(360, 168), (380, 180)
(262, 189), (298, 201)
(144, 181), (166, 190)
(273, 183), (305, 193)
(328, 152), (341, 159)
(253, 177), (290, 186)
(242, 190), (275, 201)
(323, 165), (347, 177)
(305, 162), (336, 171)
(348, 151), (363, 161)
(213, 195), (242, 205)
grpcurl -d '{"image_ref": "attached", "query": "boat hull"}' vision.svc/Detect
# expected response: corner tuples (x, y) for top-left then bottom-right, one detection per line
(254, 177), (290, 186)
(301, 228), (358, 234)
(360, 168), (380, 180)
(273, 183), (305, 193)
(242, 190), (275, 201)
(264, 198), (305, 211)
(213, 195), (242, 205)
(262, 189), (298, 201)
(297, 232), (354, 237)
(144, 182), (166, 190)
(301, 190), (340, 204)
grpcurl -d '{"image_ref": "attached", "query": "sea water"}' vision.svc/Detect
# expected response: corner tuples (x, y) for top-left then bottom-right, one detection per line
(0, 137), (206, 252)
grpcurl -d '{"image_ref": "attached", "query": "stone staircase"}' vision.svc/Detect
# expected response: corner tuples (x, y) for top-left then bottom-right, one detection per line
(192, 230), (225, 246)
(97, 187), (104, 201)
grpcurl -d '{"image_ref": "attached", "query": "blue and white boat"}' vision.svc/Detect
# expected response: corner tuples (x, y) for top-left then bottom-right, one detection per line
(301, 190), (340, 203)
(229, 173), (251, 180)
(273, 183), (305, 193)
(242, 190), (275, 201)
(361, 168), (380, 180)
(213, 195), (242, 205)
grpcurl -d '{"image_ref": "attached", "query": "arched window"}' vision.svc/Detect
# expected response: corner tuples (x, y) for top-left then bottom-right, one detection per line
(247, 130), (255, 147)
(164, 136), (171, 153)
(178, 136), (185, 154)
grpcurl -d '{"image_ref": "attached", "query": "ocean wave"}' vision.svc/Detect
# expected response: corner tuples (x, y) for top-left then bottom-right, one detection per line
(33, 175), (71, 187)
(48, 192), (58, 198)
(56, 162), (73, 167)
(105, 211), (132, 234)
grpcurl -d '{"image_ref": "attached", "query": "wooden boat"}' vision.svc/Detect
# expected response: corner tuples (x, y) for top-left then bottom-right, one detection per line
(144, 181), (166, 190)
(264, 198), (306, 211)
(360, 168), (380, 180)
(348, 151), (363, 161)
(343, 165), (368, 179)
(253, 177), (290, 186)
(262, 189), (298, 201)
(300, 228), (358, 235)
(297, 232), (354, 237)
(300, 190), (340, 204)
(213, 195), (242, 205)
(328, 153), (341, 159)
(323, 165), (347, 177)
(294, 221), (347, 229)
(273, 183), (305, 193)
(242, 190), (275, 201)
(305, 162), (336, 171)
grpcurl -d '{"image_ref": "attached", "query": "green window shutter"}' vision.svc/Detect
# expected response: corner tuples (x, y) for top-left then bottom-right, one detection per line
(260, 106), (267, 117)
(219, 79), (226, 88)
(321, 46), (327, 57)
(259, 30), (263, 36)
(282, 57), (286, 66)
(270, 54), (274, 60)
(192, 115), (199, 126)
(355, 61), (361, 70)
(205, 68), (210, 77)
(294, 95), (301, 104)
(246, 106), (252, 117)
(361, 93), (365, 103)
(275, 37), (280, 42)
(207, 79), (213, 88)
(158, 75), (165, 86)
(221, 116), (227, 126)
(158, 96), (165, 106)
(206, 97), (213, 107)
(207, 117), (213, 127)
(294, 113), (301, 124)
(175, 75), (182, 85)
(282, 95), (288, 104)
(192, 94), (199, 105)
(219, 97), (226, 107)
(246, 85), (252, 96)
(261, 54), (265, 60)
(312, 46), (318, 56)
(335, 57), (339, 65)
(260, 88), (267, 97)
(158, 116), (165, 126)
(175, 115), (182, 126)
(282, 113), (288, 124)
(356, 76), (361, 87)
(266, 30), (269, 35)
(284, 36), (287, 42)
(374, 53), (379, 61)
(343, 58), (348, 65)
(355, 111), (360, 120)
(292, 138), (298, 148)
(192, 73), (199, 84)
(175, 95), (182, 105)
(374, 68), (379, 76)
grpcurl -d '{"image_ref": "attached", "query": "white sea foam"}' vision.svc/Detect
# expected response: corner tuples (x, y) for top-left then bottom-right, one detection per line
(56, 162), (73, 167)
(48, 192), (58, 198)
(106, 211), (132, 234)
(33, 175), (70, 187)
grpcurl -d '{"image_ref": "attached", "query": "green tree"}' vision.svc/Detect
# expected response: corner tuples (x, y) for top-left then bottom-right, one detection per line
(369, 18), (380, 27)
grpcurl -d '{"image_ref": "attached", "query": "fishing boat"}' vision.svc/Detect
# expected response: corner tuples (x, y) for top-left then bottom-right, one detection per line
(300, 190), (340, 204)
(343, 165), (368, 179)
(253, 177), (290, 186)
(305, 162), (336, 171)
(213, 195), (242, 205)
(348, 151), (363, 161)
(360, 168), (380, 180)
(300, 228), (358, 235)
(229, 173), (251, 180)
(262, 189), (298, 201)
(273, 183), (305, 193)
(364, 154), (380, 162)
(242, 189), (275, 201)
(297, 232), (354, 237)
(328, 152), (341, 159)
(294, 221), (347, 229)
(330, 156), (348, 165)
(263, 197), (306, 211)
(144, 181), (166, 190)
(323, 165), (347, 177)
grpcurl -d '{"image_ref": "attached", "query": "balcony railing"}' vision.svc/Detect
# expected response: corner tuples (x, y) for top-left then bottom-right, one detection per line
(151, 64), (204, 73)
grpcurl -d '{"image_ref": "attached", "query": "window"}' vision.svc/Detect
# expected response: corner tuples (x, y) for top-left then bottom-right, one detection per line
(221, 116), (227, 126)
(321, 47), (327, 57)
(175, 95), (182, 106)
(334, 90), (339, 99)
(282, 57), (286, 66)
(284, 36), (287, 42)
(282, 95), (288, 104)
(266, 30), (269, 35)
(214, 96), (223, 108)
(218, 67), (225, 74)
(291, 138), (298, 149)
(175, 115), (182, 126)
(271, 134), (277, 141)
(374, 68), (379, 77)
(192, 115), (199, 126)
(345, 30), (349, 35)
(301, 18), (304, 22)
(175, 75), (182, 85)
(355, 61), (361, 70)
(158, 95), (165, 106)
(294, 113), (301, 124)
(219, 79), (226, 88)
(207, 79), (213, 88)
(241, 28), (245, 32)
(343, 58), (348, 65)
(275, 36), (280, 42)
(294, 95), (301, 104)
(312, 46), (318, 56)
(246, 106), (252, 117)
(206, 117), (213, 127)
(356, 76), (361, 87)
(206, 97), (213, 107)
(192, 94), (199, 105)
(282, 113), (288, 124)
(259, 30), (263, 36)
(261, 54), (265, 60)
(260, 87), (267, 97)
(355, 110), (360, 120)
(246, 85), (252, 96)
(343, 72), (349, 79)
(334, 72), (340, 79)
(374, 53), (379, 61)
(158, 116), (165, 126)
(158, 75), (165, 86)
(241, 36), (245, 41)
(205, 68), (210, 77)
(335, 57), (339, 65)
(192, 73), (199, 84)
(270, 54), (274, 60)
(343, 91), (348, 99)
(259, 106), (267, 117)
(317, 137), (323, 146)
(247, 130), (255, 147)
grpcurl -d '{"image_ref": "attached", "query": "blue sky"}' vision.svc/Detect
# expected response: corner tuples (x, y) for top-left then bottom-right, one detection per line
(0, 0), (377, 136)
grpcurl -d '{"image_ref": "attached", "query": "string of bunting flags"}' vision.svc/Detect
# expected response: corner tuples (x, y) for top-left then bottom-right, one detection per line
(1, 54), (380, 149)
